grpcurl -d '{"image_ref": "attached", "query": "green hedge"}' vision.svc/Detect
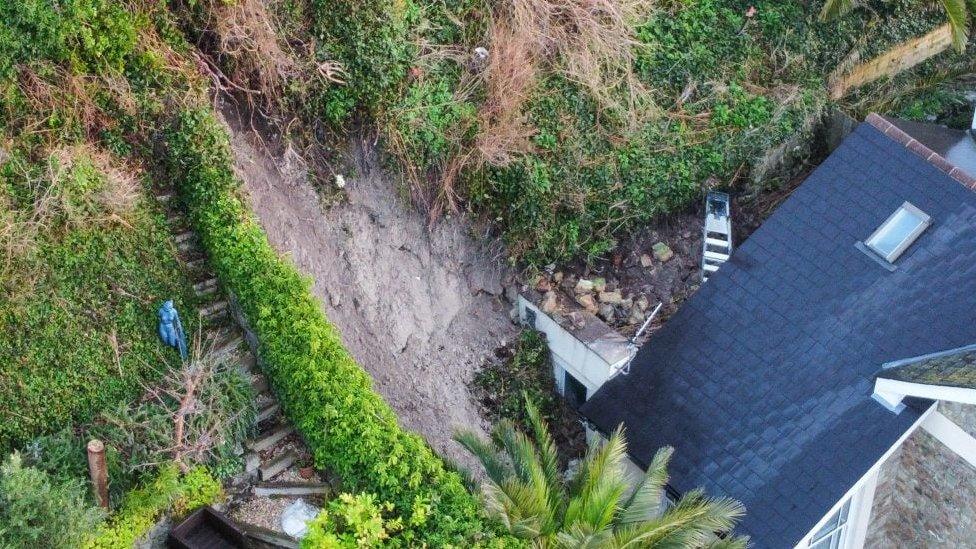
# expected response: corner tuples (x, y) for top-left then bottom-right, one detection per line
(84, 464), (221, 549)
(163, 108), (504, 546)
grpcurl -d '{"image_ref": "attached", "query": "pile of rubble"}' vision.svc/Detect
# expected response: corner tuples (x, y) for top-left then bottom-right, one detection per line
(533, 241), (683, 330)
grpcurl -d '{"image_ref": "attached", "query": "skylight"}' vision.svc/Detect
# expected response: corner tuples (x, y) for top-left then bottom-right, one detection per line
(865, 202), (930, 262)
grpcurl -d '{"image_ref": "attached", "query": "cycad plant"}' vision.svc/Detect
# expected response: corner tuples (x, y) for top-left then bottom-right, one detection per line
(819, 0), (970, 52)
(455, 402), (747, 548)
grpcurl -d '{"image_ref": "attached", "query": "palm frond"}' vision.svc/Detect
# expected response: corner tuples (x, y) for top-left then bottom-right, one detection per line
(554, 523), (614, 548)
(454, 429), (512, 486)
(941, 0), (969, 52)
(819, 0), (856, 20)
(619, 445), (673, 524)
(706, 534), (751, 549)
(563, 427), (628, 531)
(525, 396), (566, 520)
(612, 488), (745, 548)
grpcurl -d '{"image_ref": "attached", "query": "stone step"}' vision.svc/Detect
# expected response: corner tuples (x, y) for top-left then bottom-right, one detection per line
(245, 452), (261, 474)
(259, 450), (297, 481)
(256, 402), (281, 424)
(246, 424), (293, 453)
(185, 257), (207, 270)
(200, 300), (228, 318)
(214, 334), (243, 357)
(253, 481), (330, 498)
(193, 277), (219, 297)
(240, 353), (257, 371)
(251, 373), (268, 393)
(240, 523), (299, 549)
(177, 239), (198, 253)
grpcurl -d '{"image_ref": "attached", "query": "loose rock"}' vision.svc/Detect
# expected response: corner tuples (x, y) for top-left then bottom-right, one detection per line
(598, 304), (615, 323)
(652, 242), (674, 262)
(640, 254), (654, 268)
(598, 291), (623, 305)
(575, 279), (595, 294)
(576, 293), (598, 314)
(541, 291), (559, 314)
(592, 277), (607, 293)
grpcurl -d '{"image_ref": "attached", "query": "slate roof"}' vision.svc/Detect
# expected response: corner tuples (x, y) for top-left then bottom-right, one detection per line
(580, 116), (976, 547)
(878, 344), (976, 389)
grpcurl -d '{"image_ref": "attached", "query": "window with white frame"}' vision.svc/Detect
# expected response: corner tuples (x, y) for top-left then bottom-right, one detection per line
(864, 202), (931, 262)
(808, 498), (852, 549)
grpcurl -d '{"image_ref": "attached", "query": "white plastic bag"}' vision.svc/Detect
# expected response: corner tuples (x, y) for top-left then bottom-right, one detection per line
(281, 498), (320, 539)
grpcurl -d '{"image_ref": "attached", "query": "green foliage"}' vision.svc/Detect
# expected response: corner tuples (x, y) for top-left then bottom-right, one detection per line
(84, 464), (221, 549)
(456, 405), (748, 547)
(302, 493), (405, 548)
(0, 453), (105, 548)
(164, 107), (510, 545)
(475, 330), (561, 429)
(0, 0), (138, 81)
(309, 0), (419, 123)
(0, 149), (195, 452)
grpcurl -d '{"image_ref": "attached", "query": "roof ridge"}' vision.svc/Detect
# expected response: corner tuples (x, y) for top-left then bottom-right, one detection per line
(865, 112), (976, 190)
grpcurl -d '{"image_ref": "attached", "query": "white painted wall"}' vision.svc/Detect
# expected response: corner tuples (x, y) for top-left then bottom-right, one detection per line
(518, 295), (631, 398)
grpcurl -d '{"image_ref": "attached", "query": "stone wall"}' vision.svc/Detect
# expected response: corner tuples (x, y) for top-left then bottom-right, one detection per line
(864, 405), (976, 547)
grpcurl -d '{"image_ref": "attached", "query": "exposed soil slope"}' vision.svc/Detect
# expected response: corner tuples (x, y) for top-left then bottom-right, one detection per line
(221, 106), (515, 471)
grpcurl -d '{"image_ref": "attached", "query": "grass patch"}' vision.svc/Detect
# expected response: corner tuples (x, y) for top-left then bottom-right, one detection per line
(0, 147), (196, 452)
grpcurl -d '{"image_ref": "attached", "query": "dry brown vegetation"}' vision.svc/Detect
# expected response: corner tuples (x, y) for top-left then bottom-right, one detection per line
(508, 0), (655, 119)
(418, 0), (656, 220)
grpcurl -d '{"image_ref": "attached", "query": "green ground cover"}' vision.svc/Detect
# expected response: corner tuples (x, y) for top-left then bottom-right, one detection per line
(298, 0), (975, 266)
(0, 150), (196, 451)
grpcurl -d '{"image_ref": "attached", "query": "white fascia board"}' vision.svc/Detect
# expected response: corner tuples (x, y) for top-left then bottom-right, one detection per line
(873, 377), (976, 410)
(921, 411), (976, 468)
(793, 403), (937, 548)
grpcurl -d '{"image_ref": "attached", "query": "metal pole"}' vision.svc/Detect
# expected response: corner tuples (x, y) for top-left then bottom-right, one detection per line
(87, 439), (109, 509)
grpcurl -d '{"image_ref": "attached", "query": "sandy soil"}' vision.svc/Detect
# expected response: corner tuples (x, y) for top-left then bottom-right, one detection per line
(220, 107), (515, 472)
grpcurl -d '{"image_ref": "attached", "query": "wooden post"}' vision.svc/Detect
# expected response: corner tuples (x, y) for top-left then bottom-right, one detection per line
(829, 24), (953, 100)
(87, 439), (109, 509)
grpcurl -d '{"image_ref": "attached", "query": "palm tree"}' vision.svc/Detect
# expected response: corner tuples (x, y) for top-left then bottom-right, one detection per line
(819, 0), (970, 52)
(455, 402), (748, 548)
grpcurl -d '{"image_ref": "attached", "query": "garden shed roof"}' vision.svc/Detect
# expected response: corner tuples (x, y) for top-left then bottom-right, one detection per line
(580, 115), (976, 547)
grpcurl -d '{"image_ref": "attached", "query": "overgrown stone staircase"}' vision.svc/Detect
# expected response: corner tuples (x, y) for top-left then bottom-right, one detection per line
(155, 189), (329, 547)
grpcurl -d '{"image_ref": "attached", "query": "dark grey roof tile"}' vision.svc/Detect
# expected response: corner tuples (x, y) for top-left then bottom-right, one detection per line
(580, 121), (976, 547)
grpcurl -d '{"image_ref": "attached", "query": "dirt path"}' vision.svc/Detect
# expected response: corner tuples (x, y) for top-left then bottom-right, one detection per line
(220, 108), (515, 471)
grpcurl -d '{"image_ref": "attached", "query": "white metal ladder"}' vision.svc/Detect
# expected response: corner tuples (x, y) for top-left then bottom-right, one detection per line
(701, 191), (732, 282)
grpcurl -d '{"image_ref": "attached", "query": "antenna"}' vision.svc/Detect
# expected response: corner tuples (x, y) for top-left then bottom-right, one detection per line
(619, 302), (663, 375)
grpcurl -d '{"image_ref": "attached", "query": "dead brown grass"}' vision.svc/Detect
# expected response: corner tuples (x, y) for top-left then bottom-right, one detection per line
(194, 0), (341, 119)
(475, 20), (540, 167)
(507, 0), (656, 120)
(17, 67), (112, 143)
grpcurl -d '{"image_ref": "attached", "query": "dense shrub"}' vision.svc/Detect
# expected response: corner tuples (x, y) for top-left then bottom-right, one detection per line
(164, 107), (508, 545)
(475, 330), (559, 428)
(302, 493), (406, 548)
(0, 453), (105, 548)
(0, 0), (138, 81)
(308, 0), (419, 123)
(84, 464), (221, 549)
(0, 148), (194, 452)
